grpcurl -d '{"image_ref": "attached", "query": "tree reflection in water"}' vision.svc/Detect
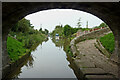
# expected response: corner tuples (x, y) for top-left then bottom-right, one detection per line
(25, 55), (34, 68)
(6, 55), (34, 79)
(5, 38), (49, 79)
(52, 37), (80, 79)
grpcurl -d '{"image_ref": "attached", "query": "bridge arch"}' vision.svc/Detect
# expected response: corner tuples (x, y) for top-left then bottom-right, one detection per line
(2, 2), (120, 69)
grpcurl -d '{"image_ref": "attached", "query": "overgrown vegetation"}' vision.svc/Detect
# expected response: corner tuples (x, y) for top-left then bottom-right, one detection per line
(9, 31), (46, 49)
(51, 24), (80, 38)
(93, 23), (108, 29)
(51, 22), (109, 57)
(63, 25), (80, 37)
(51, 24), (81, 57)
(7, 37), (28, 62)
(50, 25), (64, 38)
(7, 18), (48, 62)
(100, 33), (115, 53)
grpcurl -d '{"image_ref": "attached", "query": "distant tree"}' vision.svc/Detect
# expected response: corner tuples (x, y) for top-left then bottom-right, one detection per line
(11, 18), (31, 33)
(39, 28), (42, 31)
(71, 28), (79, 34)
(99, 23), (108, 27)
(77, 18), (82, 28)
(31, 26), (34, 28)
(45, 29), (49, 34)
(55, 25), (61, 29)
(63, 24), (72, 37)
(28, 28), (35, 34)
(94, 23), (108, 29)
(60, 25), (63, 28)
(35, 29), (38, 32)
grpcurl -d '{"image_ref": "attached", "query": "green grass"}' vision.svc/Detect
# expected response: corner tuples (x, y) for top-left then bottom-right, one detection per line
(7, 31), (47, 62)
(100, 33), (115, 53)
(7, 37), (28, 62)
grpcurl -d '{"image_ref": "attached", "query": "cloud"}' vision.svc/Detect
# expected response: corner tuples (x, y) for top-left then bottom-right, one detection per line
(25, 9), (103, 32)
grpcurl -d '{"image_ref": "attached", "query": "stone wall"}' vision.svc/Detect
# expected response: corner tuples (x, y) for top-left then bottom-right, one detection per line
(70, 27), (111, 56)
(2, 52), (31, 79)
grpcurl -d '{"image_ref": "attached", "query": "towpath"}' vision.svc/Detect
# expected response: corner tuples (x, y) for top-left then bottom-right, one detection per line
(75, 39), (118, 78)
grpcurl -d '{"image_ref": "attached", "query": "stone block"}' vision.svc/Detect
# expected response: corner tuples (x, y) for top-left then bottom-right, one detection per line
(75, 60), (95, 68)
(80, 68), (108, 75)
(85, 75), (115, 80)
(74, 57), (95, 68)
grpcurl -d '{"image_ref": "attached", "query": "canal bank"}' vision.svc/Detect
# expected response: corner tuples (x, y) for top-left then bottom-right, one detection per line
(2, 52), (31, 79)
(70, 28), (118, 79)
(2, 37), (48, 79)
(4, 37), (77, 79)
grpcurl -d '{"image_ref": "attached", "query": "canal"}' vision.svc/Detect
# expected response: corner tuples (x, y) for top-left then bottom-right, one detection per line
(9, 37), (77, 79)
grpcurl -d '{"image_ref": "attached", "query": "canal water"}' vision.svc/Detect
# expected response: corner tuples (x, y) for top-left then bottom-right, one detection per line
(14, 37), (77, 78)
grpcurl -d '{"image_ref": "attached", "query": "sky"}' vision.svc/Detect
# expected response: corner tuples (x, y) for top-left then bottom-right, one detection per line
(25, 9), (103, 32)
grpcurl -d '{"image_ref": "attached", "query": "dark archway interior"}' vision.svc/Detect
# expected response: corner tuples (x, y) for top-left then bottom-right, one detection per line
(2, 2), (120, 74)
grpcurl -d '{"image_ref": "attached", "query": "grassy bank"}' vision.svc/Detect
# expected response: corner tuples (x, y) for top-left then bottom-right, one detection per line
(100, 33), (115, 54)
(7, 18), (48, 62)
(7, 32), (47, 62)
(7, 37), (28, 62)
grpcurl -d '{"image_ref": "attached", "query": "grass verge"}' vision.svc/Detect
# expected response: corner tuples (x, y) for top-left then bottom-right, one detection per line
(7, 37), (28, 62)
(100, 33), (115, 54)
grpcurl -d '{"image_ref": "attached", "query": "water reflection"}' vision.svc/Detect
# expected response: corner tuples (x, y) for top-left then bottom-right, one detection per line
(52, 37), (80, 79)
(25, 55), (34, 68)
(30, 38), (49, 51)
(5, 40), (47, 79)
(6, 37), (77, 79)
(52, 37), (71, 55)
(6, 55), (34, 79)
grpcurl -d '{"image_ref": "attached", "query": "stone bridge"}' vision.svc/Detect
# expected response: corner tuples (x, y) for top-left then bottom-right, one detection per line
(2, 2), (120, 78)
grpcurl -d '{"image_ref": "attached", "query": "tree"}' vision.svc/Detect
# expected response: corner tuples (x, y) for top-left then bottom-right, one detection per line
(63, 24), (72, 37)
(55, 25), (61, 29)
(94, 23), (108, 29)
(77, 18), (82, 28)
(31, 26), (34, 28)
(45, 29), (49, 34)
(11, 18), (31, 33)
(39, 28), (42, 31)
(99, 23), (108, 27)
(71, 28), (79, 34)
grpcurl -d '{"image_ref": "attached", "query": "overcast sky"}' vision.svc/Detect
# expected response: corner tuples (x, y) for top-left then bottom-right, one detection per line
(25, 9), (103, 32)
